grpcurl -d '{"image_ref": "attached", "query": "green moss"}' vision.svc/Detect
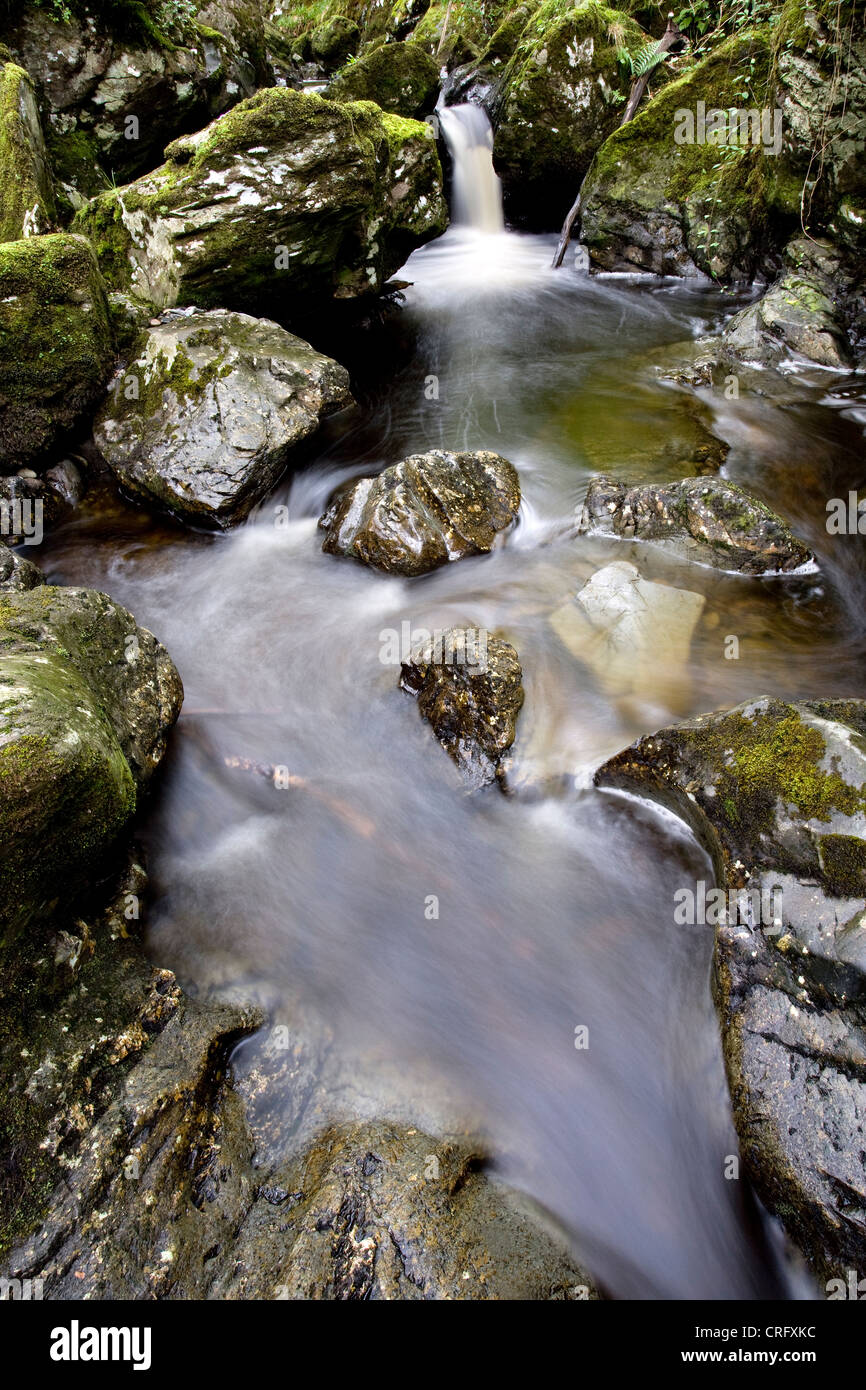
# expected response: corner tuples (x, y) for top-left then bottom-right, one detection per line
(0, 61), (55, 242)
(691, 709), (866, 853)
(0, 233), (115, 464)
(817, 833), (866, 897)
(328, 39), (439, 116)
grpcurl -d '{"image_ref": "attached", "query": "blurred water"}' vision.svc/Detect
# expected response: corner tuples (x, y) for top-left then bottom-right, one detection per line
(41, 223), (866, 1299)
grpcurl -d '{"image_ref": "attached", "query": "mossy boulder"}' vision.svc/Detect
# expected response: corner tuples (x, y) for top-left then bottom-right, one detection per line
(492, 0), (648, 228)
(0, 2), (270, 205)
(320, 448), (521, 574)
(0, 60), (55, 241)
(580, 31), (798, 280)
(0, 234), (114, 469)
(328, 39), (440, 116)
(0, 585), (183, 942)
(94, 309), (353, 528)
(724, 236), (856, 370)
(580, 474), (813, 574)
(72, 88), (448, 318)
(401, 627), (525, 789)
(311, 14), (361, 66)
(596, 696), (866, 1282)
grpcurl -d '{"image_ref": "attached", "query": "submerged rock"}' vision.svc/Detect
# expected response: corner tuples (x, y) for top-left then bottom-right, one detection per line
(320, 449), (520, 575)
(0, 58), (55, 240)
(579, 474), (813, 574)
(595, 697), (866, 1283)
(73, 88), (447, 318)
(724, 238), (856, 371)
(0, 234), (114, 469)
(400, 627), (524, 789)
(0, 585), (182, 939)
(492, 2), (646, 228)
(94, 310), (352, 529)
(329, 40), (440, 117)
(550, 561), (705, 722)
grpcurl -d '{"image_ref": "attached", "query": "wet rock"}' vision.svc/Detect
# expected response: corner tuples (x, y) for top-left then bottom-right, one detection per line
(0, 58), (55, 240)
(320, 449), (520, 575)
(0, 234), (114, 469)
(492, 3), (647, 228)
(595, 696), (866, 1282)
(723, 238), (856, 371)
(550, 561), (705, 723)
(580, 32), (791, 281)
(328, 40), (440, 117)
(211, 1120), (598, 1300)
(579, 474), (813, 575)
(0, 3), (269, 205)
(0, 459), (85, 532)
(0, 538), (43, 591)
(93, 310), (352, 529)
(0, 585), (183, 938)
(73, 87), (447, 318)
(400, 627), (524, 789)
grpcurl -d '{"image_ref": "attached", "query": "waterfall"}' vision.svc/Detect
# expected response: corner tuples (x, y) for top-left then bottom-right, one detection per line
(437, 104), (505, 234)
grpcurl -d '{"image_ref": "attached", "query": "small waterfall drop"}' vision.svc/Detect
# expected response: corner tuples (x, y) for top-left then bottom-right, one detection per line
(437, 104), (505, 234)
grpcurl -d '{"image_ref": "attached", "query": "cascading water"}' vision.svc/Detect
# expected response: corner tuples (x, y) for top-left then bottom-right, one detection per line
(437, 103), (505, 234)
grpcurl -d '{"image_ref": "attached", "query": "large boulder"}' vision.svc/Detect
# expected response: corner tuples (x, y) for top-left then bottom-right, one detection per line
(0, 59), (55, 240)
(328, 40), (440, 117)
(320, 449), (520, 575)
(72, 88), (447, 318)
(0, 2), (270, 205)
(400, 627), (524, 789)
(596, 697), (866, 1283)
(311, 14), (361, 67)
(0, 234), (114, 469)
(579, 474), (813, 574)
(93, 310), (353, 528)
(492, 1), (648, 227)
(0, 585), (182, 940)
(580, 31), (798, 280)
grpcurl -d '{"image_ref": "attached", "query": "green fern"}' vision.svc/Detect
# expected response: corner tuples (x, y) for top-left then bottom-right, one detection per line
(617, 40), (671, 79)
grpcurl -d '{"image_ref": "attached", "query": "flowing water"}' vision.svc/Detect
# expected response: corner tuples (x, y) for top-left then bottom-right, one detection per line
(40, 108), (866, 1299)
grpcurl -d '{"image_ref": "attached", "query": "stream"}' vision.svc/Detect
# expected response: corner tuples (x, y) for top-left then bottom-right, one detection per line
(38, 109), (866, 1300)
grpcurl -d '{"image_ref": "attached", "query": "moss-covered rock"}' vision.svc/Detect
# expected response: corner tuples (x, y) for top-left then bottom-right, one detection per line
(72, 87), (448, 317)
(0, 233), (114, 468)
(596, 696), (866, 1282)
(579, 474), (814, 574)
(492, 0), (648, 227)
(580, 31), (798, 280)
(328, 39), (440, 115)
(0, 60), (55, 241)
(0, 2), (271, 204)
(94, 309), (353, 528)
(0, 584), (182, 942)
(724, 235), (857, 369)
(320, 448), (521, 574)
(311, 13), (361, 65)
